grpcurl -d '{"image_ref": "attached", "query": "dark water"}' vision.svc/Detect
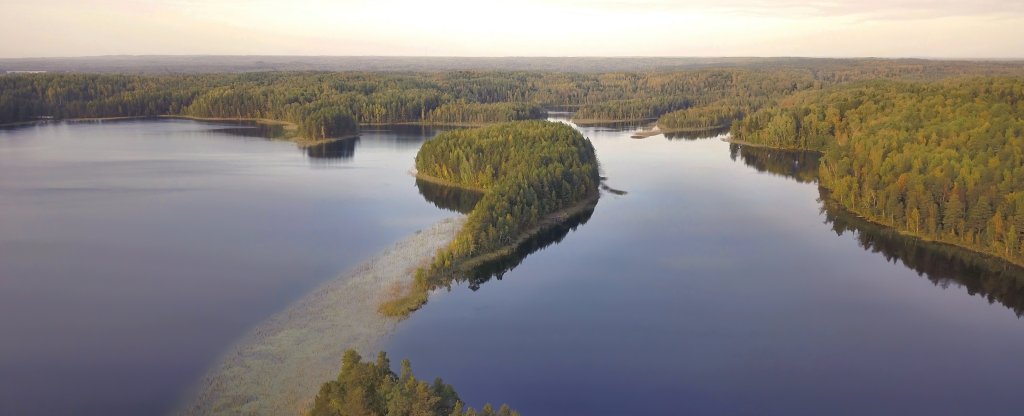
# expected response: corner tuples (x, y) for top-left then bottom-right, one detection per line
(5, 118), (1024, 416)
(0, 120), (451, 416)
(385, 119), (1024, 416)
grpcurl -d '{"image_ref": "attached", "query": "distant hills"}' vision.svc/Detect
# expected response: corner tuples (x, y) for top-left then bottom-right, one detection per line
(3, 55), (1022, 74)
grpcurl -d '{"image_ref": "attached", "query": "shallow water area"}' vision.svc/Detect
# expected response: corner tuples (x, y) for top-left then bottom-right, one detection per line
(0, 119), (450, 415)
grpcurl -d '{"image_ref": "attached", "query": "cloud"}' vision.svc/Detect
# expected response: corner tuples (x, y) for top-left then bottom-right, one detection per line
(561, 0), (1024, 20)
(0, 0), (1022, 57)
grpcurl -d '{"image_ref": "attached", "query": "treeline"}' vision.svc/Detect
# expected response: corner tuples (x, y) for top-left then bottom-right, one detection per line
(6, 60), (1023, 140)
(298, 108), (359, 139)
(729, 143), (821, 184)
(732, 143), (1024, 316)
(729, 102), (833, 150)
(732, 78), (1024, 266)
(0, 73), (197, 121)
(571, 70), (811, 123)
(658, 99), (763, 131)
(573, 96), (692, 122)
(381, 121), (600, 316)
(425, 101), (545, 124)
(309, 349), (517, 416)
(822, 195), (1024, 317)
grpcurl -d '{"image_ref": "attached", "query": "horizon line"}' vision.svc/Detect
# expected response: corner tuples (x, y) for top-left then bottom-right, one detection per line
(3, 55), (1024, 61)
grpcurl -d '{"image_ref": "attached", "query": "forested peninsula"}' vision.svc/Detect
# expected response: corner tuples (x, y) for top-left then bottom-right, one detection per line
(732, 78), (1024, 267)
(380, 120), (601, 317)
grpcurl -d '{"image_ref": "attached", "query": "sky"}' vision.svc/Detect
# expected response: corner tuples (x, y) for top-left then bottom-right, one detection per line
(1, 0), (1023, 58)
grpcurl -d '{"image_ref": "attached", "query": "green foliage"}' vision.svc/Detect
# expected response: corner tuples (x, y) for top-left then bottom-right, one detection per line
(309, 349), (517, 416)
(381, 121), (600, 316)
(658, 99), (759, 131)
(573, 95), (693, 122)
(571, 69), (808, 122)
(823, 195), (1024, 317)
(8, 60), (1020, 135)
(416, 120), (600, 261)
(426, 101), (545, 124)
(299, 107), (359, 140)
(734, 78), (1024, 266)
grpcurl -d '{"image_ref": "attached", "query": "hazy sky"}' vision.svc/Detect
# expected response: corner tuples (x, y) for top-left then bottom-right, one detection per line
(2, 0), (1023, 58)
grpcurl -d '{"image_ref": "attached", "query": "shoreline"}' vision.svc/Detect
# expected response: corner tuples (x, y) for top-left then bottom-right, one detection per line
(412, 171), (487, 193)
(0, 115), (355, 147)
(383, 171), (600, 317)
(380, 194), (599, 317)
(364, 120), (544, 128)
(721, 136), (823, 152)
(571, 117), (656, 126)
(0, 115), (295, 128)
(630, 124), (728, 139)
(820, 188), (1024, 269)
(725, 136), (1022, 268)
(179, 216), (465, 416)
(448, 193), (600, 274)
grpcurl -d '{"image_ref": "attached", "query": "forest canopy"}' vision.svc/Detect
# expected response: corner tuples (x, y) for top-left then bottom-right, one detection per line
(732, 78), (1024, 266)
(309, 349), (517, 416)
(379, 120), (601, 316)
(6, 60), (1024, 141)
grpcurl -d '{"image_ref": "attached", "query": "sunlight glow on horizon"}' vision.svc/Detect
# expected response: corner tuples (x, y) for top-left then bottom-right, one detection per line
(1, 0), (1023, 58)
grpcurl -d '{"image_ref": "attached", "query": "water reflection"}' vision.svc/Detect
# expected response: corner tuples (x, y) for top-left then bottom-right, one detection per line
(576, 119), (653, 132)
(730, 143), (821, 183)
(361, 124), (456, 148)
(461, 203), (596, 290)
(732, 143), (1024, 316)
(210, 121), (289, 140)
(414, 177), (597, 291)
(305, 137), (359, 161)
(415, 178), (483, 214)
(663, 126), (731, 140)
(822, 196), (1024, 317)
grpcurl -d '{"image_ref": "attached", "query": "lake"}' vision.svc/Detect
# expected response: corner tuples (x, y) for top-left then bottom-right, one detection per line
(0, 120), (451, 415)
(385, 117), (1024, 416)
(3, 118), (1024, 415)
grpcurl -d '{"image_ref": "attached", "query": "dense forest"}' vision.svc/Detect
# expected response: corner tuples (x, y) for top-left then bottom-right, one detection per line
(309, 349), (517, 416)
(380, 121), (601, 316)
(657, 98), (765, 132)
(6, 60), (1024, 142)
(732, 78), (1024, 266)
(425, 102), (545, 125)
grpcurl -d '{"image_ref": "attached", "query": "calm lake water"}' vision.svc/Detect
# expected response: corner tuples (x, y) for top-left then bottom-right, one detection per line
(385, 117), (1024, 416)
(3, 118), (1024, 415)
(0, 120), (451, 415)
